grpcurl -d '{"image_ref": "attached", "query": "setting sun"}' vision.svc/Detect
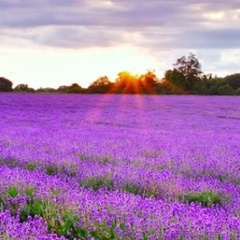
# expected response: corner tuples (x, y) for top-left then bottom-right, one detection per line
(1, 45), (161, 89)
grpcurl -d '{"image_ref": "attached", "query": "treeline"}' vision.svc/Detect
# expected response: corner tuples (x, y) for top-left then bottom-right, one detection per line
(1, 53), (240, 95)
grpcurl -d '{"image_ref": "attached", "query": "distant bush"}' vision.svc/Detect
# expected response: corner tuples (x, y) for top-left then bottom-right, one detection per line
(223, 73), (240, 90)
(56, 84), (83, 93)
(235, 87), (240, 95)
(217, 84), (234, 95)
(66, 83), (83, 93)
(36, 87), (56, 93)
(14, 84), (35, 93)
(0, 77), (13, 92)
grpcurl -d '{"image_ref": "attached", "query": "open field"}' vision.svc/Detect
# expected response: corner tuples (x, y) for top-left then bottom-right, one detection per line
(0, 94), (239, 239)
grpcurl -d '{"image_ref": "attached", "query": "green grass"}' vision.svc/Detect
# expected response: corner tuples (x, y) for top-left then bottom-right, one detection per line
(26, 162), (38, 171)
(184, 191), (222, 207)
(45, 164), (59, 175)
(7, 186), (18, 198)
(125, 183), (141, 195)
(79, 176), (114, 191)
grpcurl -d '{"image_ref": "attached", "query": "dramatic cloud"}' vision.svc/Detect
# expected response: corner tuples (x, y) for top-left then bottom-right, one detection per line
(1, 0), (240, 87)
(1, 0), (240, 49)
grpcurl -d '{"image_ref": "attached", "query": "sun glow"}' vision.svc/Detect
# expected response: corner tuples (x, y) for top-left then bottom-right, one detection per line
(0, 45), (160, 89)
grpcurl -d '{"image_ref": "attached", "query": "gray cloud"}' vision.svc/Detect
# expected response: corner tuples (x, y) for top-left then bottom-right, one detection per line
(0, 0), (240, 50)
(141, 28), (240, 50)
(36, 26), (126, 48)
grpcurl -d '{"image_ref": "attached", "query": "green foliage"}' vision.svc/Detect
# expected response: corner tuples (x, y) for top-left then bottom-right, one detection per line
(218, 233), (222, 240)
(53, 209), (80, 237)
(45, 164), (59, 175)
(116, 182), (159, 198)
(102, 155), (111, 164)
(7, 186), (18, 198)
(2, 186), (20, 216)
(217, 84), (234, 95)
(223, 73), (240, 90)
(56, 84), (83, 94)
(0, 158), (19, 168)
(144, 186), (159, 198)
(235, 87), (240, 95)
(60, 163), (78, 177)
(125, 183), (141, 195)
(66, 83), (83, 93)
(165, 53), (203, 92)
(90, 223), (117, 240)
(79, 176), (114, 191)
(194, 76), (223, 95)
(13, 84), (34, 92)
(0, 196), (6, 211)
(1, 186), (97, 239)
(0, 186), (19, 213)
(79, 153), (111, 164)
(143, 232), (149, 240)
(79, 153), (89, 161)
(20, 198), (88, 239)
(26, 162), (38, 171)
(185, 191), (222, 207)
(120, 223), (126, 231)
(20, 198), (43, 221)
(25, 187), (36, 199)
(164, 69), (186, 91)
(37, 87), (56, 93)
(161, 79), (186, 94)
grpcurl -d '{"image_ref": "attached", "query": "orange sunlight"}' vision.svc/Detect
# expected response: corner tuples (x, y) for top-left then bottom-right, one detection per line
(0, 44), (162, 89)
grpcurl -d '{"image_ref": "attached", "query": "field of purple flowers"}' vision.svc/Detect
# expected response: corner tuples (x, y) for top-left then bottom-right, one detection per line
(0, 93), (239, 240)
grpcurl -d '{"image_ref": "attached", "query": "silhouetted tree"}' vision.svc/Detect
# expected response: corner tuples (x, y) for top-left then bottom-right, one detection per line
(0, 77), (13, 92)
(57, 86), (69, 93)
(205, 77), (224, 95)
(67, 83), (83, 93)
(164, 69), (187, 93)
(217, 84), (234, 95)
(223, 73), (240, 90)
(235, 87), (240, 95)
(36, 87), (56, 93)
(14, 84), (28, 92)
(56, 84), (83, 93)
(139, 70), (159, 94)
(14, 84), (35, 92)
(165, 53), (203, 93)
(161, 78), (187, 94)
(88, 76), (113, 93)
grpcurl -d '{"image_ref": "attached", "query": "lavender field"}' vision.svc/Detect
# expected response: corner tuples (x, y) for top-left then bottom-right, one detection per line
(0, 93), (239, 240)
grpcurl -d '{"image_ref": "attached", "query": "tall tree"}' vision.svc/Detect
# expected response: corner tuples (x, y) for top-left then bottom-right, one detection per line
(165, 53), (203, 92)
(139, 70), (158, 94)
(174, 53), (202, 91)
(88, 76), (113, 93)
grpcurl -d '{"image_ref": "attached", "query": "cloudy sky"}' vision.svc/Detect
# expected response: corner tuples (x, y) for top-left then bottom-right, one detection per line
(1, 0), (240, 89)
